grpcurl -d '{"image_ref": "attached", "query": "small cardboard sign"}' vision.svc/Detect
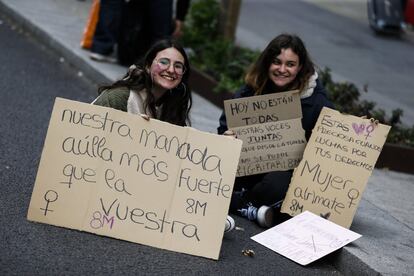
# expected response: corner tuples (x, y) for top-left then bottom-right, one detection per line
(27, 98), (242, 260)
(251, 211), (361, 266)
(224, 91), (306, 176)
(281, 107), (391, 228)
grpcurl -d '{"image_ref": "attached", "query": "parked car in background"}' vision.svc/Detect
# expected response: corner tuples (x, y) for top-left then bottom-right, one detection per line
(367, 0), (406, 34)
(404, 0), (414, 26)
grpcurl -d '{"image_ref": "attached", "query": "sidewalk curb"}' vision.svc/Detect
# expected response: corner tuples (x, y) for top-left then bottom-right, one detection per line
(330, 248), (381, 276)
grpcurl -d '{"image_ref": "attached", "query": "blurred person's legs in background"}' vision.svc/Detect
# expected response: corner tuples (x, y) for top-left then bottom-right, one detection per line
(90, 0), (123, 62)
(148, 0), (173, 45)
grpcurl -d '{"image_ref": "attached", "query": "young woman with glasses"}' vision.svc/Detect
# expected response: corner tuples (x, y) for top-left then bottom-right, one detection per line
(93, 39), (192, 126)
(93, 38), (236, 233)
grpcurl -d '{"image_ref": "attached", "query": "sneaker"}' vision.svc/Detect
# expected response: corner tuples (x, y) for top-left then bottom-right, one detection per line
(224, 215), (235, 233)
(256, 205), (274, 228)
(238, 203), (274, 228)
(89, 52), (117, 63)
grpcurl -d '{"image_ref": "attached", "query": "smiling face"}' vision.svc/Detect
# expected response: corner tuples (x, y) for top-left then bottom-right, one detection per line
(149, 47), (185, 96)
(268, 48), (302, 89)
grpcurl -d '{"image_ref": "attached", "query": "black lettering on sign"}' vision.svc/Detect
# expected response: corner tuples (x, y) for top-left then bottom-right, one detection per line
(229, 102), (248, 115)
(60, 163), (96, 188)
(139, 130), (222, 175)
(264, 122), (291, 131)
(104, 168), (131, 195)
(235, 126), (264, 136)
(61, 109), (132, 139)
(247, 132), (282, 144)
(289, 199), (303, 213)
(252, 95), (294, 111)
(351, 147), (367, 157)
(315, 146), (331, 159)
(320, 114), (350, 132)
(300, 160), (354, 193)
(354, 139), (382, 152)
(178, 168), (230, 198)
(293, 186), (345, 215)
(119, 152), (169, 182)
(99, 198), (200, 241)
(62, 135), (113, 162)
(40, 190), (58, 216)
(315, 125), (354, 143)
(347, 188), (360, 208)
(334, 153), (373, 171)
(314, 136), (348, 153)
(186, 198), (208, 216)
(241, 114), (279, 125)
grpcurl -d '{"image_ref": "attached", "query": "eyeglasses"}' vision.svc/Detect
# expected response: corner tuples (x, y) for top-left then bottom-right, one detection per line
(154, 57), (186, 75)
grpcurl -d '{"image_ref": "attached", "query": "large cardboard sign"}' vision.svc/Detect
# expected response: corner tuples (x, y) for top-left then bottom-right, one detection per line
(27, 98), (242, 260)
(281, 107), (391, 228)
(224, 91), (306, 176)
(252, 211), (361, 265)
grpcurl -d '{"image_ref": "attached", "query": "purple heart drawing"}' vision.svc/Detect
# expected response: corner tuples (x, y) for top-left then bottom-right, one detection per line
(352, 123), (365, 135)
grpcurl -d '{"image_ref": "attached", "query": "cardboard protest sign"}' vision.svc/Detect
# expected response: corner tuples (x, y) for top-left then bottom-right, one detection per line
(224, 91), (306, 176)
(281, 107), (391, 228)
(27, 98), (242, 260)
(251, 211), (361, 265)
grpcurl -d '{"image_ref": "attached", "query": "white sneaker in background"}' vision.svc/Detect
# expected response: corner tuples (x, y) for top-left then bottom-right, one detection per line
(224, 215), (235, 233)
(89, 52), (117, 63)
(256, 205), (274, 228)
(238, 203), (274, 228)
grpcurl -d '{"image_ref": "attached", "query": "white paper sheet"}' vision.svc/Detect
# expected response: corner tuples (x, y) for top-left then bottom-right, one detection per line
(251, 211), (361, 265)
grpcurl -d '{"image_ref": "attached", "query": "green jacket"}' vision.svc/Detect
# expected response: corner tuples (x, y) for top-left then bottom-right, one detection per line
(92, 87), (130, 112)
(93, 87), (154, 117)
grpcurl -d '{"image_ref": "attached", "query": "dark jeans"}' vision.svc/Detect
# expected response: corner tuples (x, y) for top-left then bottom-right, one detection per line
(91, 0), (123, 55)
(117, 0), (173, 65)
(229, 170), (293, 213)
(147, 0), (173, 46)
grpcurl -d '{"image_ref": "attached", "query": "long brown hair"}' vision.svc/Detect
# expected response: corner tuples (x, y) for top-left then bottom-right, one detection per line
(245, 34), (315, 95)
(98, 39), (192, 126)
